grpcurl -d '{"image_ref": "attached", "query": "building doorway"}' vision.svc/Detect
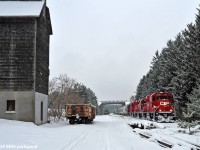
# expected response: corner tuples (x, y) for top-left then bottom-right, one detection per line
(41, 102), (43, 122)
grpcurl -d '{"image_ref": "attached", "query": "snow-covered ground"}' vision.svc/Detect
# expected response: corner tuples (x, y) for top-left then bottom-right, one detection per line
(0, 115), (200, 150)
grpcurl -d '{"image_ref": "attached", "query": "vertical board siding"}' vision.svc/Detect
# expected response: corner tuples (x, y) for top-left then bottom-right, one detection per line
(0, 18), (35, 90)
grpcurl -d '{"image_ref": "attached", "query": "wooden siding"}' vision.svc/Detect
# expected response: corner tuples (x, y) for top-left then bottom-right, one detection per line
(35, 6), (51, 95)
(0, 18), (35, 90)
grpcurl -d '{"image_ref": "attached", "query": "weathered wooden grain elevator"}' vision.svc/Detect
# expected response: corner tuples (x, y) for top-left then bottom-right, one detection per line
(0, 0), (52, 125)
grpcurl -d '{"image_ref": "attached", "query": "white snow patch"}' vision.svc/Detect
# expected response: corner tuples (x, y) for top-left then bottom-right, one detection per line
(0, 1), (44, 17)
(0, 115), (200, 150)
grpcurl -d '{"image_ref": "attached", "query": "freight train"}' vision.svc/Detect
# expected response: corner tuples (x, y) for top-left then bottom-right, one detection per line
(129, 91), (176, 122)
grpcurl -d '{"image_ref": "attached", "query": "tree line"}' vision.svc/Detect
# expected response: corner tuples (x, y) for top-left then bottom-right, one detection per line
(135, 6), (200, 119)
(48, 74), (98, 120)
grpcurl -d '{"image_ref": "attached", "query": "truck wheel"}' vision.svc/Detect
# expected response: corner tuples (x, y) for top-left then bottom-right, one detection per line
(86, 119), (91, 124)
(69, 119), (74, 124)
(84, 118), (89, 124)
(82, 118), (85, 124)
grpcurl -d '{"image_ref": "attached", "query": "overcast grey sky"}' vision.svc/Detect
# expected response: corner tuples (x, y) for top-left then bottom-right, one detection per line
(47, 0), (200, 101)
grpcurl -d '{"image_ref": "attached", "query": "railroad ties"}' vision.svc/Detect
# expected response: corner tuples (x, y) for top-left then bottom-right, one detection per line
(129, 123), (200, 149)
(138, 131), (200, 150)
(195, 145), (200, 150)
(138, 132), (173, 148)
(156, 140), (173, 148)
(139, 133), (151, 139)
(190, 144), (200, 150)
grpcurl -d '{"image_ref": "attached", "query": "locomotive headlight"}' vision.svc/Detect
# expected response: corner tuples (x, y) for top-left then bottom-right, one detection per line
(170, 109), (173, 112)
(159, 109), (162, 112)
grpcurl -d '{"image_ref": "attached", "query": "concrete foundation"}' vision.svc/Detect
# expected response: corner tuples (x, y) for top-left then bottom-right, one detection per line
(35, 92), (48, 125)
(0, 91), (48, 125)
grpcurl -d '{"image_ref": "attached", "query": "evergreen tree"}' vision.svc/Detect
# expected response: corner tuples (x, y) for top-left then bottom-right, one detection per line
(149, 51), (161, 91)
(135, 75), (147, 99)
(178, 85), (200, 134)
(134, 5), (200, 120)
(187, 84), (200, 118)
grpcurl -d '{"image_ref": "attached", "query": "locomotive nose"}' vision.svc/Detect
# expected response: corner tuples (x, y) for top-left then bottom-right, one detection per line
(164, 114), (168, 118)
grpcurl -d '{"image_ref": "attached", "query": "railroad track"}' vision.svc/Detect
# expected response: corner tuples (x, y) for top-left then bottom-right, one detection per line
(156, 140), (173, 148)
(194, 145), (200, 150)
(138, 131), (200, 149)
(139, 132), (173, 148)
(139, 133), (151, 139)
(150, 128), (200, 150)
(130, 123), (200, 149)
(169, 135), (200, 150)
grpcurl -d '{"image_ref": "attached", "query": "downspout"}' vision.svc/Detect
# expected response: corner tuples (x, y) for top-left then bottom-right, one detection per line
(33, 17), (37, 124)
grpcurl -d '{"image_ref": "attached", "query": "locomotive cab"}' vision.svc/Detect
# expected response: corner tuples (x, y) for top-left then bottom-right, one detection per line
(151, 92), (175, 122)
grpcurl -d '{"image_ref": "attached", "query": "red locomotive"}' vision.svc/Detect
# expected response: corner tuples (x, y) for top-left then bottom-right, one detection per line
(130, 91), (175, 122)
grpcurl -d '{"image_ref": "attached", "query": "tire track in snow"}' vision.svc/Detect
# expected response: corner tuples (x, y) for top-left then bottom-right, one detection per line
(100, 132), (111, 150)
(106, 133), (111, 150)
(100, 122), (130, 150)
(60, 116), (164, 150)
(60, 131), (89, 150)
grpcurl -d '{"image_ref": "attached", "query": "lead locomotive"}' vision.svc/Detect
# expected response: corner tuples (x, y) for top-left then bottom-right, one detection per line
(129, 91), (175, 122)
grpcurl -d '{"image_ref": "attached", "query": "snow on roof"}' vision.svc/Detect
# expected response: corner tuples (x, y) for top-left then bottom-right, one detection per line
(98, 101), (102, 106)
(0, 1), (44, 17)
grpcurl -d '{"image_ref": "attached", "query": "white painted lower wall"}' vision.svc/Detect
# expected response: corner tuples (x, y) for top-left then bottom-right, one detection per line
(0, 91), (34, 122)
(35, 92), (48, 125)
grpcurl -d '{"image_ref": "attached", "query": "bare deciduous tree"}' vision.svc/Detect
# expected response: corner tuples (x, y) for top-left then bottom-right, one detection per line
(48, 74), (87, 121)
